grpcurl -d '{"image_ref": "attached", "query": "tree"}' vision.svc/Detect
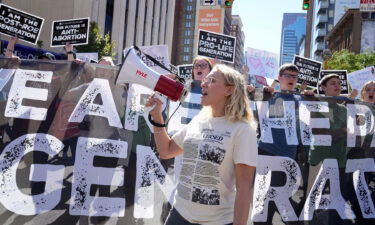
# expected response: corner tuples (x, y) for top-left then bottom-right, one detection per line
(325, 50), (375, 73)
(76, 22), (116, 59)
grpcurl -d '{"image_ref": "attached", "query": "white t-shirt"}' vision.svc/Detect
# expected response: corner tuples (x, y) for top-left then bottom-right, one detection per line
(172, 115), (258, 225)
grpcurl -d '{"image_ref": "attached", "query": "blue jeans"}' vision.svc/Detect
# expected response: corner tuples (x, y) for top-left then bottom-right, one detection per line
(165, 207), (233, 225)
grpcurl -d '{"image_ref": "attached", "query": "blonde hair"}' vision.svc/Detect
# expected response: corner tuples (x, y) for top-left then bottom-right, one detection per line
(98, 56), (115, 66)
(200, 64), (253, 123)
(360, 80), (375, 101)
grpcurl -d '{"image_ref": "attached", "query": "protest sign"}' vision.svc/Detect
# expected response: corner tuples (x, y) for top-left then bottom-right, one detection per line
(348, 66), (375, 92)
(0, 4), (44, 45)
(51, 18), (89, 47)
(255, 75), (268, 86)
(319, 70), (349, 95)
(360, 0), (375, 11)
(197, 29), (236, 63)
(293, 55), (322, 88)
(124, 45), (170, 74)
(0, 58), (374, 225)
(76, 52), (98, 63)
(246, 47), (279, 79)
(177, 64), (193, 81)
(169, 64), (178, 75)
(197, 9), (221, 33)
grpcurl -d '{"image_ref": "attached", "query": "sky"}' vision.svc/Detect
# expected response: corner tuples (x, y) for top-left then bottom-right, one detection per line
(232, 0), (306, 54)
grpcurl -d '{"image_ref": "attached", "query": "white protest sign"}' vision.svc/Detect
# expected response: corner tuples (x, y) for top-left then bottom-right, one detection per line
(76, 53), (98, 63)
(348, 66), (375, 92)
(124, 45), (170, 74)
(246, 47), (279, 80)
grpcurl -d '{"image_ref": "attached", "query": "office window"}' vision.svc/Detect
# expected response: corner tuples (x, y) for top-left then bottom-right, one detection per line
(185, 22), (191, 27)
(183, 55), (189, 62)
(329, 10), (334, 17)
(184, 39), (190, 45)
(184, 47), (190, 53)
(186, 5), (192, 11)
(186, 14), (192, 20)
(184, 30), (191, 36)
(187, 0), (192, 2)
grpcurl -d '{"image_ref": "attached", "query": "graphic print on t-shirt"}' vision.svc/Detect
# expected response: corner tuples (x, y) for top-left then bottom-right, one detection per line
(192, 184), (220, 205)
(199, 143), (225, 164)
(177, 128), (231, 205)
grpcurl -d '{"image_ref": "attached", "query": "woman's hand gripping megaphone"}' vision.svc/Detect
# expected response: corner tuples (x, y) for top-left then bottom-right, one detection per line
(144, 92), (167, 113)
(145, 92), (167, 126)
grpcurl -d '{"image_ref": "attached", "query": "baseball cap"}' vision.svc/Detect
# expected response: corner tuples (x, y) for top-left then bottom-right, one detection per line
(38, 52), (55, 60)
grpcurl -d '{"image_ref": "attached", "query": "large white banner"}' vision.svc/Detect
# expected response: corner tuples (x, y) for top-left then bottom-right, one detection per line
(246, 47), (279, 80)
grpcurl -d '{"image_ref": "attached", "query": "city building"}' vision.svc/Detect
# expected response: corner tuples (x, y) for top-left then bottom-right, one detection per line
(230, 15), (245, 71)
(310, 0), (359, 62)
(0, 0), (176, 63)
(170, 0), (197, 66)
(279, 13), (307, 65)
(171, 0), (233, 66)
(310, 0), (334, 62)
(326, 9), (375, 54)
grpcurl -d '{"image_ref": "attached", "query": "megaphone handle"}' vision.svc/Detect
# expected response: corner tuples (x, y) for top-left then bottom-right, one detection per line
(145, 92), (166, 111)
(146, 92), (167, 127)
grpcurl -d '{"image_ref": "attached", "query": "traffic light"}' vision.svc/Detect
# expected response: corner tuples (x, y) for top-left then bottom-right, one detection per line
(302, 0), (310, 10)
(224, 0), (233, 8)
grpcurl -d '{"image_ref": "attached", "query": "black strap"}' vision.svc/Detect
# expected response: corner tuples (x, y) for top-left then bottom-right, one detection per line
(133, 46), (185, 84)
(148, 102), (182, 128)
(148, 114), (167, 127)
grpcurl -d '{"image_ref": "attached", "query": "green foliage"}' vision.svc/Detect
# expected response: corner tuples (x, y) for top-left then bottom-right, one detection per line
(325, 50), (375, 73)
(76, 22), (116, 59)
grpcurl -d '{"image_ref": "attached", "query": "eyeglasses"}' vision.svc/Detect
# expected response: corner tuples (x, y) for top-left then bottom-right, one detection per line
(282, 73), (298, 79)
(193, 63), (209, 69)
(201, 76), (217, 84)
